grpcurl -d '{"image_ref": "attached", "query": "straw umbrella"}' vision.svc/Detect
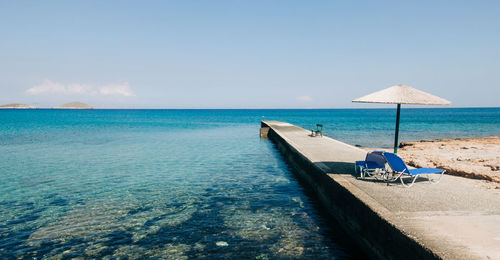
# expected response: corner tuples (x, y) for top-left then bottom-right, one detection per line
(352, 84), (451, 153)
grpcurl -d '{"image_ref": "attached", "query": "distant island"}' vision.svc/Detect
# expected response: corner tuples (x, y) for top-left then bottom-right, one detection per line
(53, 102), (94, 109)
(0, 103), (37, 109)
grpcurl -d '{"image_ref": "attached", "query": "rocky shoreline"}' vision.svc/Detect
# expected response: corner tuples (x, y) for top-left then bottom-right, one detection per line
(366, 136), (500, 189)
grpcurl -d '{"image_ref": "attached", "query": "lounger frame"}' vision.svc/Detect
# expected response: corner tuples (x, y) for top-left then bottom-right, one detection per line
(382, 152), (445, 188)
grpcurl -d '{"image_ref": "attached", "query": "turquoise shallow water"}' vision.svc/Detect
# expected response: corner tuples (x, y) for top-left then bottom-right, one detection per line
(0, 108), (499, 258)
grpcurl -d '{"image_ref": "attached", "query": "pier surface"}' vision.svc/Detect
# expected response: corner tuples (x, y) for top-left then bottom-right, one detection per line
(261, 121), (500, 259)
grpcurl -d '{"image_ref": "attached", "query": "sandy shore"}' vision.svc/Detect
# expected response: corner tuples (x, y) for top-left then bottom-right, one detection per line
(365, 137), (500, 189)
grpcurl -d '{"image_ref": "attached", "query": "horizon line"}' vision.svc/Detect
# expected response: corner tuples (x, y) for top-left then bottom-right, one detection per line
(1, 106), (499, 110)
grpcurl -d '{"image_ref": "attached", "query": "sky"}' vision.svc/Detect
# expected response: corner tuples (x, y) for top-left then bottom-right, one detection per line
(1, 0), (499, 108)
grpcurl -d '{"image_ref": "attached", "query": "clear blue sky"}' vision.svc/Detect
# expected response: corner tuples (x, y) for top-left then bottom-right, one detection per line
(1, 0), (499, 108)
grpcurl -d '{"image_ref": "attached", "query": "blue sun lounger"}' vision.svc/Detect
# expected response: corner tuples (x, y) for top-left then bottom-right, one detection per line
(355, 151), (387, 178)
(382, 152), (445, 187)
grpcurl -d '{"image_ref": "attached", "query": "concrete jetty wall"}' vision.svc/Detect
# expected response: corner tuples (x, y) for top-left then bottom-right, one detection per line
(261, 121), (439, 259)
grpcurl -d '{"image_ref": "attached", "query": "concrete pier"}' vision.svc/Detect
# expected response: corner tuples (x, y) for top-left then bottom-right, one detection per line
(261, 121), (500, 260)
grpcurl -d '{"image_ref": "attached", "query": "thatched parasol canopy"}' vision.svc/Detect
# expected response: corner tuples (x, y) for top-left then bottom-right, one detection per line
(353, 85), (451, 153)
(353, 85), (451, 105)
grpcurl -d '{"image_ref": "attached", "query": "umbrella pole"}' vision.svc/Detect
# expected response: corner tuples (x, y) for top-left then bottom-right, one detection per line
(394, 104), (401, 153)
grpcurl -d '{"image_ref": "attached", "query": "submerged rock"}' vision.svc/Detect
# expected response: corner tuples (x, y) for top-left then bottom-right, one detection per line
(216, 241), (228, 247)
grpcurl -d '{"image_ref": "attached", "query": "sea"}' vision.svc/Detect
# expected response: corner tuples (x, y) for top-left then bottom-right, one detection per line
(0, 108), (499, 259)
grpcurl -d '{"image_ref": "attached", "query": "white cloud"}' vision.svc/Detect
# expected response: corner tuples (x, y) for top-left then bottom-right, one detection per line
(99, 83), (134, 97)
(26, 80), (135, 97)
(297, 95), (313, 102)
(26, 80), (66, 95)
(67, 83), (93, 95)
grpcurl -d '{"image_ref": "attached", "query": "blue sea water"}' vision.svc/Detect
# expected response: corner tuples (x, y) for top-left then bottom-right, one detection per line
(0, 108), (499, 258)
